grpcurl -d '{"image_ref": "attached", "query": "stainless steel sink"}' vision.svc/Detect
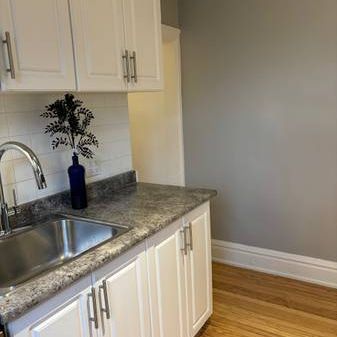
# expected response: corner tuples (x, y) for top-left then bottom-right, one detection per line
(0, 215), (129, 295)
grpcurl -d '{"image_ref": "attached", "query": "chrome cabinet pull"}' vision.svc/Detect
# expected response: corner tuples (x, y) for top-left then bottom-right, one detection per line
(99, 280), (111, 319)
(187, 223), (193, 251)
(88, 287), (99, 329)
(122, 50), (131, 83)
(130, 51), (138, 83)
(180, 227), (188, 255)
(2, 32), (15, 79)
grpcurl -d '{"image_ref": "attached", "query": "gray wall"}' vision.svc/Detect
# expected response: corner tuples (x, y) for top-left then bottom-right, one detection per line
(161, 0), (179, 27)
(179, 0), (337, 261)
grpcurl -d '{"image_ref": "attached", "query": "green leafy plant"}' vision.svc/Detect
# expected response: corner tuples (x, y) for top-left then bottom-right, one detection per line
(41, 93), (99, 158)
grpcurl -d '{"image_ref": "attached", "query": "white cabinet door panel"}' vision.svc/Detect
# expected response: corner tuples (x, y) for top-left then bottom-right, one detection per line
(147, 220), (186, 337)
(27, 288), (93, 337)
(0, 0), (76, 90)
(123, 0), (163, 91)
(184, 203), (212, 336)
(101, 252), (151, 337)
(70, 0), (126, 91)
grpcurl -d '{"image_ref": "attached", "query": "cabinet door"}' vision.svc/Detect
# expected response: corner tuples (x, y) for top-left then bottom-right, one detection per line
(0, 0), (76, 91)
(184, 203), (212, 337)
(70, 0), (126, 91)
(123, 0), (163, 91)
(147, 220), (186, 337)
(98, 251), (151, 337)
(26, 288), (94, 337)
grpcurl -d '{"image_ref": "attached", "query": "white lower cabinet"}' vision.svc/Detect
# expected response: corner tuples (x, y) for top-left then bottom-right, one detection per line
(94, 250), (151, 337)
(184, 204), (212, 336)
(8, 276), (94, 337)
(147, 202), (212, 337)
(8, 202), (212, 337)
(29, 288), (92, 337)
(147, 219), (187, 337)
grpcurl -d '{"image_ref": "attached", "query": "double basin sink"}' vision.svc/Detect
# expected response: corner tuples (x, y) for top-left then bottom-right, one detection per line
(0, 215), (129, 296)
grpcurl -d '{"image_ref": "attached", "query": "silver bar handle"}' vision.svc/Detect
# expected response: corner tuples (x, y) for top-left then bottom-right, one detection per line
(2, 32), (15, 79)
(130, 51), (138, 83)
(187, 223), (193, 251)
(180, 227), (188, 255)
(99, 280), (111, 319)
(122, 50), (131, 83)
(88, 287), (99, 329)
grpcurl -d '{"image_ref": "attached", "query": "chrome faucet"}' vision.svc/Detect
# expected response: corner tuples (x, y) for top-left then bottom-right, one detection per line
(0, 141), (47, 235)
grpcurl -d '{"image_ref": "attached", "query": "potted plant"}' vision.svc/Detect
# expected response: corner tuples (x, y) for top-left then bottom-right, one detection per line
(41, 93), (99, 209)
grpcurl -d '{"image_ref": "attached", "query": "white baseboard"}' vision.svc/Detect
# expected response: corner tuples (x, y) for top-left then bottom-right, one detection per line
(212, 240), (337, 288)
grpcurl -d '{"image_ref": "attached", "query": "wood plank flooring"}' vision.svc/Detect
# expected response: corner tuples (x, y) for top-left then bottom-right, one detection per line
(198, 263), (337, 337)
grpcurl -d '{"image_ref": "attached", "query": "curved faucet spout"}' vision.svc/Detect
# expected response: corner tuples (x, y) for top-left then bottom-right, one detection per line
(0, 141), (47, 234)
(0, 142), (47, 189)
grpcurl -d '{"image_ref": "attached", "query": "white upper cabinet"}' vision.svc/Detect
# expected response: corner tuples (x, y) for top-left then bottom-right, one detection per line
(123, 0), (163, 91)
(0, 0), (163, 92)
(70, 0), (163, 92)
(0, 0), (76, 91)
(69, 0), (126, 91)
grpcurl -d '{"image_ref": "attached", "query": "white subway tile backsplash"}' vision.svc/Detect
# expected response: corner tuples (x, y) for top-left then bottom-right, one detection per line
(100, 159), (123, 178)
(96, 140), (132, 161)
(0, 161), (15, 185)
(0, 96), (4, 114)
(9, 135), (32, 159)
(100, 155), (132, 178)
(114, 140), (132, 158)
(104, 93), (127, 107)
(13, 158), (35, 182)
(31, 133), (53, 155)
(31, 112), (49, 134)
(117, 155), (132, 171)
(77, 93), (108, 108)
(7, 112), (34, 136)
(92, 107), (129, 126)
(7, 111), (46, 136)
(3, 184), (15, 207)
(36, 171), (69, 199)
(94, 123), (130, 143)
(3, 93), (50, 113)
(16, 179), (37, 204)
(0, 115), (8, 138)
(40, 151), (71, 175)
(0, 137), (11, 161)
(0, 93), (132, 205)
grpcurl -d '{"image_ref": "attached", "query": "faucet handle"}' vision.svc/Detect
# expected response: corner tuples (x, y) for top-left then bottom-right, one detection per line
(10, 189), (21, 215)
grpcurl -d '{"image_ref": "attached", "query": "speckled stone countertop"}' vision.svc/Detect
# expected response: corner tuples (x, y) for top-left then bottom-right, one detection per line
(0, 171), (216, 324)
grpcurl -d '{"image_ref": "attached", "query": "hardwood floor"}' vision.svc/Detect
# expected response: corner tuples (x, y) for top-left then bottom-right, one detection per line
(198, 263), (337, 337)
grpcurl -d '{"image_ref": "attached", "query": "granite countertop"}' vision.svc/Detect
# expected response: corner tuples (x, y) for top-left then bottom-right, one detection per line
(0, 173), (216, 324)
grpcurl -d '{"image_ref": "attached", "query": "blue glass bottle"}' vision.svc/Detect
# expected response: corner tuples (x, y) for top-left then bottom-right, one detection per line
(68, 154), (87, 209)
